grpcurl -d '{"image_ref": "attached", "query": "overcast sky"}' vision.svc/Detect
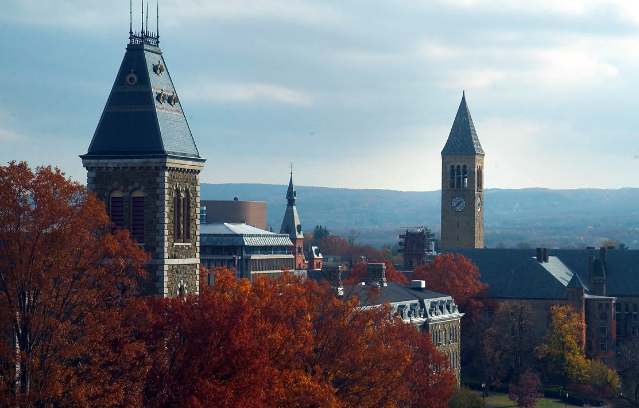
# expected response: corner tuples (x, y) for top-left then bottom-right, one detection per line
(1, 0), (639, 191)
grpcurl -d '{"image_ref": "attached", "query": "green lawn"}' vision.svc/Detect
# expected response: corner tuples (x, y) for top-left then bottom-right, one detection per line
(481, 392), (573, 407)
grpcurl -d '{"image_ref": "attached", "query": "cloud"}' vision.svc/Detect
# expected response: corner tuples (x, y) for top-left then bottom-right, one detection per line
(0, 127), (30, 142)
(0, 0), (342, 31)
(181, 82), (314, 107)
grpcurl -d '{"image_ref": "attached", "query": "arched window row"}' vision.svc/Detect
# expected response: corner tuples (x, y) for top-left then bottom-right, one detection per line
(109, 188), (145, 244)
(448, 165), (469, 190)
(174, 186), (192, 243)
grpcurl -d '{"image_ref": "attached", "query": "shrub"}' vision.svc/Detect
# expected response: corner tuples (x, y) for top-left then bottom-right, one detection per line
(448, 386), (482, 408)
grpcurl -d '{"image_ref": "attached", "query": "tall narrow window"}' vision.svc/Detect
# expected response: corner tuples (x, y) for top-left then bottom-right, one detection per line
(455, 166), (461, 189)
(130, 189), (145, 244)
(184, 189), (191, 240)
(174, 188), (182, 241)
(449, 165), (455, 189)
(109, 190), (124, 231)
(477, 167), (483, 190)
(462, 165), (468, 188)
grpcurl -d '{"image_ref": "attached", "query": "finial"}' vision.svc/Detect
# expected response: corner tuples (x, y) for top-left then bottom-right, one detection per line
(129, 0), (133, 36)
(290, 162), (293, 176)
(156, 2), (159, 39)
(463, 90), (465, 98)
(141, 0), (144, 34)
(146, 2), (149, 34)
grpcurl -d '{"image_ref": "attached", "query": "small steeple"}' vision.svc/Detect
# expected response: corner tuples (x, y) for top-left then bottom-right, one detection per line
(442, 92), (484, 155)
(286, 165), (296, 205)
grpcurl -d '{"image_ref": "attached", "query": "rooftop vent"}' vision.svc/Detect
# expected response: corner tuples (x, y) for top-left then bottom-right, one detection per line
(411, 280), (426, 290)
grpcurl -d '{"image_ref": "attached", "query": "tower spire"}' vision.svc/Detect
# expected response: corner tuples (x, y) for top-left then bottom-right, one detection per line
(141, 0), (144, 34)
(129, 0), (133, 37)
(146, 2), (149, 34)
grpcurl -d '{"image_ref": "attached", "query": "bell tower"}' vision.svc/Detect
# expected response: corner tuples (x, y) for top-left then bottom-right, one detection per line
(440, 92), (484, 250)
(81, 9), (205, 297)
(280, 170), (307, 270)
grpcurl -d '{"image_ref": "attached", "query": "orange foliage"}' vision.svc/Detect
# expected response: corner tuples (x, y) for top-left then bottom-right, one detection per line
(345, 260), (408, 284)
(320, 235), (384, 261)
(0, 162), (149, 407)
(411, 253), (488, 317)
(143, 268), (454, 407)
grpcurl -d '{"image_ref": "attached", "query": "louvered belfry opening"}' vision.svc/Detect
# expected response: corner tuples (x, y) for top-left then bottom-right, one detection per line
(184, 190), (191, 240)
(110, 190), (124, 231)
(131, 189), (145, 244)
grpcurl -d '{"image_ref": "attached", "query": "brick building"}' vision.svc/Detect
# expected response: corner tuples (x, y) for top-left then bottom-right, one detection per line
(81, 25), (204, 297)
(280, 171), (308, 271)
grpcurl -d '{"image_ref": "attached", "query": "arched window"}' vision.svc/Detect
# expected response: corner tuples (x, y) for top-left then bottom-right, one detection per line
(462, 165), (468, 189)
(130, 189), (144, 244)
(449, 165), (455, 189)
(184, 189), (191, 240)
(455, 165), (461, 189)
(109, 189), (124, 231)
(174, 188), (182, 241)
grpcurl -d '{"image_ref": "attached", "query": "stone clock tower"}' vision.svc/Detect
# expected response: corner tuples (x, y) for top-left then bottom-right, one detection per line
(81, 22), (205, 297)
(440, 92), (484, 250)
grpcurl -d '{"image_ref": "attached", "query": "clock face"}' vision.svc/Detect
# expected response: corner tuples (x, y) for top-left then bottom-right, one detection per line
(476, 197), (482, 212)
(451, 197), (466, 212)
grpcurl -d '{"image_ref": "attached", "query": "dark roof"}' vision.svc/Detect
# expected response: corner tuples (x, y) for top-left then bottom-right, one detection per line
(567, 274), (585, 289)
(445, 248), (639, 298)
(352, 281), (451, 305)
(83, 42), (201, 159)
(441, 92), (484, 155)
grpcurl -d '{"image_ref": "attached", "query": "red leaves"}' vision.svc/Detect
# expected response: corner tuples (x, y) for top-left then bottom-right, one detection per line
(0, 162), (149, 407)
(142, 269), (455, 407)
(411, 253), (487, 317)
(345, 260), (408, 284)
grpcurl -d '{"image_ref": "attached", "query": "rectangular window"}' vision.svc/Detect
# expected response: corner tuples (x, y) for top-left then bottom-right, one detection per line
(131, 196), (144, 243)
(110, 196), (124, 230)
(616, 303), (621, 312)
(600, 324), (607, 337)
(626, 303), (630, 313)
(601, 341), (607, 351)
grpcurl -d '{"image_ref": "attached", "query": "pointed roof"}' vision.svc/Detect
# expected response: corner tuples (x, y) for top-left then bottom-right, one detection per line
(441, 92), (484, 155)
(280, 172), (303, 240)
(567, 273), (586, 290)
(82, 34), (201, 160)
(286, 173), (296, 203)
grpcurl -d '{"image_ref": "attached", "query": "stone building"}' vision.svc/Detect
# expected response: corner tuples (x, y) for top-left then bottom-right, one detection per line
(445, 247), (639, 361)
(440, 92), (484, 250)
(200, 223), (294, 280)
(81, 25), (204, 297)
(280, 171), (308, 271)
(339, 263), (463, 384)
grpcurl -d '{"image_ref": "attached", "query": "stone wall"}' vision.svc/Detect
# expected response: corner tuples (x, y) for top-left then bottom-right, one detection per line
(427, 319), (462, 385)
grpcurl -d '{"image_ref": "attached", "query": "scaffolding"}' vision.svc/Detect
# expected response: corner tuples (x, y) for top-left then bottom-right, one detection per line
(398, 226), (435, 271)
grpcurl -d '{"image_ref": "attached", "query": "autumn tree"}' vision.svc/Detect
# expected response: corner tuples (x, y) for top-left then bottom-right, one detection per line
(345, 261), (408, 284)
(508, 371), (543, 408)
(537, 305), (590, 385)
(588, 359), (620, 399)
(320, 235), (384, 261)
(485, 301), (539, 382)
(0, 162), (149, 407)
(312, 225), (330, 246)
(616, 339), (639, 407)
(411, 253), (487, 317)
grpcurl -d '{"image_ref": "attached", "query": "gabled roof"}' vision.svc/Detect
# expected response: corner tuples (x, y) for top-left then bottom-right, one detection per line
(441, 92), (484, 155)
(83, 40), (201, 160)
(445, 248), (639, 298)
(567, 273), (586, 289)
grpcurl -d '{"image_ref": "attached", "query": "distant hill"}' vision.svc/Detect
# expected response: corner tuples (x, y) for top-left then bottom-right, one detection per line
(201, 184), (639, 249)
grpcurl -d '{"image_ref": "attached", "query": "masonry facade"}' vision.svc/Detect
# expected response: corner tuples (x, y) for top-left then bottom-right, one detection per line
(440, 92), (484, 250)
(81, 28), (204, 297)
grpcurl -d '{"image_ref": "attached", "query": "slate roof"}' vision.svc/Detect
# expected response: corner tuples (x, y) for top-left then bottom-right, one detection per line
(200, 223), (292, 247)
(441, 92), (484, 155)
(353, 281), (454, 304)
(280, 173), (304, 239)
(444, 248), (639, 299)
(83, 41), (201, 160)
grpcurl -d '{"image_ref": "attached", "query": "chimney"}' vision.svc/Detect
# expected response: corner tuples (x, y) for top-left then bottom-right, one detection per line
(411, 280), (426, 291)
(588, 255), (595, 289)
(366, 263), (387, 286)
(536, 248), (543, 263)
(600, 246), (608, 270)
(321, 265), (343, 286)
(543, 248), (549, 263)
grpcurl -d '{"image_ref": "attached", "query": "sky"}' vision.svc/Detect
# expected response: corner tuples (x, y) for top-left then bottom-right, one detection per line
(1, 0), (639, 191)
